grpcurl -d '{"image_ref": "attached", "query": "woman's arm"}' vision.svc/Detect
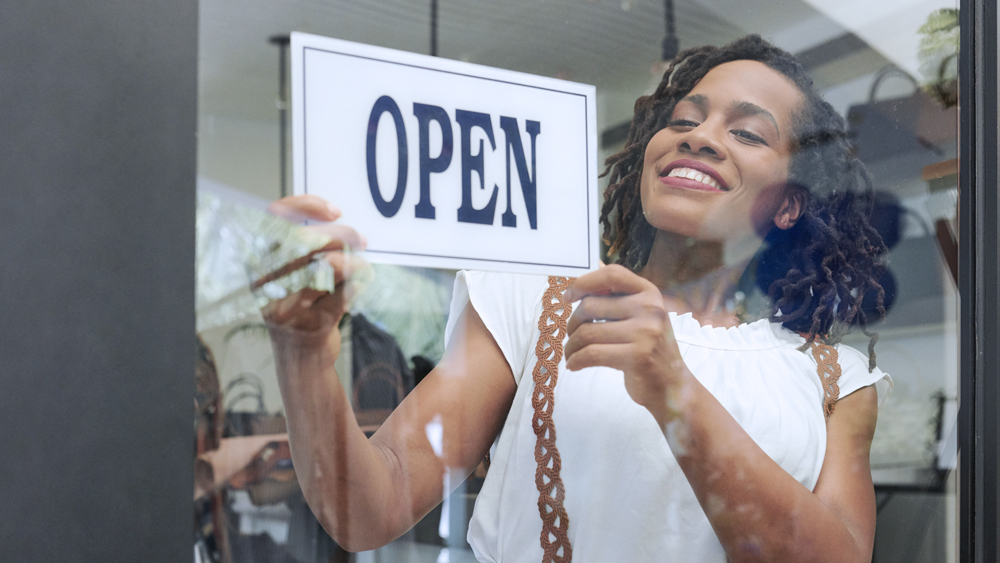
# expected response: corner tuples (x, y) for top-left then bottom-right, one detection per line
(665, 375), (877, 562)
(271, 300), (517, 552)
(564, 264), (878, 563)
(265, 196), (517, 552)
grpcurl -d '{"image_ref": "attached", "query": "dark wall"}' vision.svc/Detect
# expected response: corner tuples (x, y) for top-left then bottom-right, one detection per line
(0, 1), (196, 561)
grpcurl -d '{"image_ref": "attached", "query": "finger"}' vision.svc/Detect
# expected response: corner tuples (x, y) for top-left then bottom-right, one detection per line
(296, 287), (329, 309)
(567, 294), (645, 334)
(287, 292), (338, 332)
(263, 288), (324, 324)
(320, 251), (368, 285)
(261, 295), (293, 325)
(282, 307), (329, 333)
(564, 342), (634, 372)
(565, 264), (652, 302)
(309, 290), (344, 318)
(564, 319), (635, 359)
(304, 223), (367, 251)
(273, 291), (310, 321)
(262, 289), (344, 332)
(267, 195), (341, 223)
(260, 298), (280, 322)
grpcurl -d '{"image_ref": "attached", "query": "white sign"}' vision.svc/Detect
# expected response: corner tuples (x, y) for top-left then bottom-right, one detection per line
(291, 32), (598, 277)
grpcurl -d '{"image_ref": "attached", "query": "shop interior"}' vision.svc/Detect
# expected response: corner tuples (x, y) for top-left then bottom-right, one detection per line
(194, 1), (961, 561)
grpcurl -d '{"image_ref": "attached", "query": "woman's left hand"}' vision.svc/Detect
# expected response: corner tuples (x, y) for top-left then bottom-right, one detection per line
(563, 264), (691, 425)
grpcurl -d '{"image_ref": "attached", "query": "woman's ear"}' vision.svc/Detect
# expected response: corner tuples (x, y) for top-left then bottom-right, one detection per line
(773, 187), (806, 230)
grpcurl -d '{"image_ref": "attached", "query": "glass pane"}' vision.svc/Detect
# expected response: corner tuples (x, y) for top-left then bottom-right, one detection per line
(196, 1), (961, 562)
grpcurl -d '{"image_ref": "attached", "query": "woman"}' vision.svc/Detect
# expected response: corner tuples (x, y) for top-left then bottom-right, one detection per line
(264, 35), (892, 562)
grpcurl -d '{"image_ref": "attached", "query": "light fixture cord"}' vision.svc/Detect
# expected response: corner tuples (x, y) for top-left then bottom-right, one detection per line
(430, 0), (439, 56)
(662, 0), (678, 61)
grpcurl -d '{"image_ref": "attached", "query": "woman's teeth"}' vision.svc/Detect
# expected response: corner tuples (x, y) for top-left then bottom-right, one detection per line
(665, 167), (723, 190)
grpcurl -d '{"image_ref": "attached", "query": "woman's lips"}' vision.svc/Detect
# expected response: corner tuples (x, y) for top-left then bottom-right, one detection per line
(658, 159), (728, 192)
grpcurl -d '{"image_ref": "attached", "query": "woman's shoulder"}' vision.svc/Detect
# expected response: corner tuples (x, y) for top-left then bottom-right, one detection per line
(457, 270), (551, 297)
(764, 323), (893, 410)
(829, 339), (894, 410)
(444, 270), (552, 384)
(451, 270), (553, 320)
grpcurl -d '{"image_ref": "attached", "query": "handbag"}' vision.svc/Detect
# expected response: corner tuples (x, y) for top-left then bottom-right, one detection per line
(846, 65), (955, 165)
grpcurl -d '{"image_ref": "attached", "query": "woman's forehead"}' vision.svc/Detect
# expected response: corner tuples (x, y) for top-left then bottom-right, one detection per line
(680, 60), (803, 128)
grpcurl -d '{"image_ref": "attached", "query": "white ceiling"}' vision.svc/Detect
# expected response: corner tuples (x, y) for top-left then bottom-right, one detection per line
(198, 0), (812, 123)
(199, 0), (955, 120)
(197, 0), (955, 200)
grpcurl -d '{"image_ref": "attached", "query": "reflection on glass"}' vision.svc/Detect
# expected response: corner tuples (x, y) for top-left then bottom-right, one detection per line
(196, 1), (960, 562)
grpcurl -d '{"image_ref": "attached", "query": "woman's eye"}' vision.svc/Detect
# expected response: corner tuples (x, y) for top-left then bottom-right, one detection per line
(732, 129), (767, 145)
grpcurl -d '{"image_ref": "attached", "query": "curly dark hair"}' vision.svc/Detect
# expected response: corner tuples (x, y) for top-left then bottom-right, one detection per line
(599, 34), (887, 368)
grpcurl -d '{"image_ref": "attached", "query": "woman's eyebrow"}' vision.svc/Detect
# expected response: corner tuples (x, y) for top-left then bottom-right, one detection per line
(730, 101), (780, 140)
(680, 94), (708, 111)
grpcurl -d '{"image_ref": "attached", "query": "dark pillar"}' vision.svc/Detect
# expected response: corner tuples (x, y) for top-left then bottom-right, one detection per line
(958, 1), (999, 562)
(0, 1), (196, 561)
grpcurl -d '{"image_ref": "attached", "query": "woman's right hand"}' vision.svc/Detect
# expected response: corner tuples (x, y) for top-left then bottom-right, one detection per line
(257, 194), (520, 551)
(260, 194), (367, 346)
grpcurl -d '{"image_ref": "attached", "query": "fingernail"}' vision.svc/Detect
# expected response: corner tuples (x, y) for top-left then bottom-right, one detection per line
(359, 234), (368, 250)
(327, 203), (341, 219)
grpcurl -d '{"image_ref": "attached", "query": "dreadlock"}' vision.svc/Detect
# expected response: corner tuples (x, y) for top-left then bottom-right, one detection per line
(599, 34), (887, 369)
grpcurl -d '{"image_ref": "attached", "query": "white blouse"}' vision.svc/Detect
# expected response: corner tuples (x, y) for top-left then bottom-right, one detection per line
(444, 271), (892, 563)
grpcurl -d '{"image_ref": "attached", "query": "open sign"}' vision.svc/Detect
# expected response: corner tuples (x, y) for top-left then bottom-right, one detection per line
(291, 32), (598, 277)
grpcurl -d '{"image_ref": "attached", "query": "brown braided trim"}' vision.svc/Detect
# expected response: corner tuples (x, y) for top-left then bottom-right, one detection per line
(531, 276), (574, 563)
(808, 340), (842, 419)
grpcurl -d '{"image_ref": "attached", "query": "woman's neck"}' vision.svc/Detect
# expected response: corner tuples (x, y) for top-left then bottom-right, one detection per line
(637, 231), (754, 328)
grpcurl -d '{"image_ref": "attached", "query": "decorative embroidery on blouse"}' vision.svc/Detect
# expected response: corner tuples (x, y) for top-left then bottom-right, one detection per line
(531, 276), (574, 563)
(809, 340), (842, 419)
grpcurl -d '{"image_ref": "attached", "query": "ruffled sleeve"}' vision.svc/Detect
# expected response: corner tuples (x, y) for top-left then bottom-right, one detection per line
(444, 271), (549, 385)
(834, 343), (894, 412)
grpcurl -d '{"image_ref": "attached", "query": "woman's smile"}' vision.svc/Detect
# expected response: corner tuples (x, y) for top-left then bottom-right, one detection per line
(658, 159), (729, 192)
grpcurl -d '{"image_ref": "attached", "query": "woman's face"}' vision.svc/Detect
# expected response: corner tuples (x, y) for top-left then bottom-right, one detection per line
(640, 60), (805, 249)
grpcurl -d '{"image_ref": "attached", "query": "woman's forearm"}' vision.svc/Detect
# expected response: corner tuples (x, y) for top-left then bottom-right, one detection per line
(659, 375), (872, 563)
(269, 328), (408, 551)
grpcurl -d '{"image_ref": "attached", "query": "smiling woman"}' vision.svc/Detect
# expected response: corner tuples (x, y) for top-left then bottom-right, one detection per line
(259, 33), (898, 563)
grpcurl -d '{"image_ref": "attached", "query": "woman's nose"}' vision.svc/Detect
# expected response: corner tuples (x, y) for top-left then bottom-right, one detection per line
(678, 125), (726, 159)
